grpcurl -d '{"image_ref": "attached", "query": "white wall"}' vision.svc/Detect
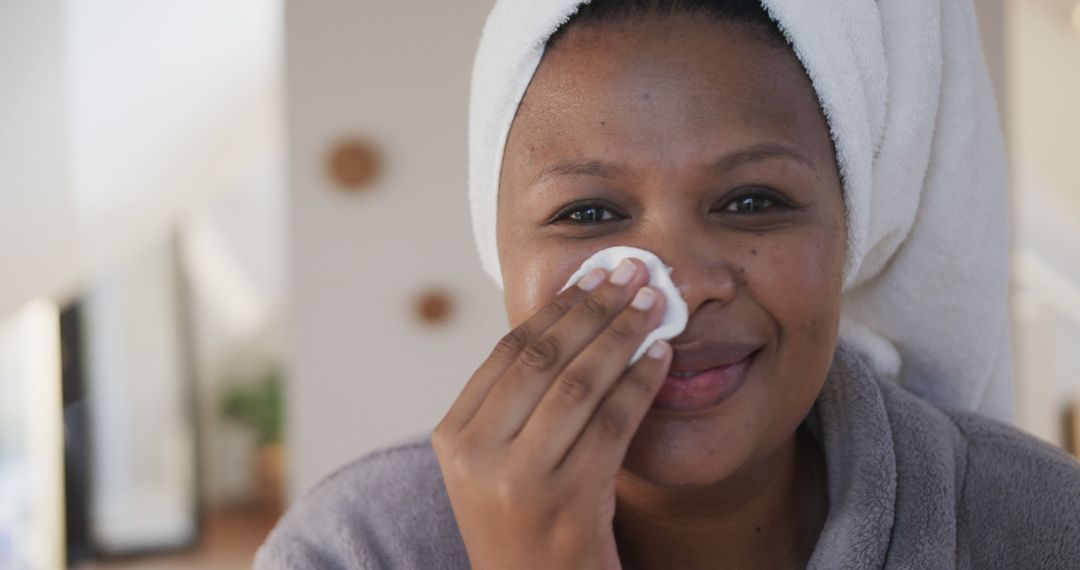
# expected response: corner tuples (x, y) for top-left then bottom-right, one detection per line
(0, 1), (77, 322)
(0, 0), (284, 321)
(1008, 0), (1080, 216)
(285, 1), (506, 499)
(61, 0), (283, 286)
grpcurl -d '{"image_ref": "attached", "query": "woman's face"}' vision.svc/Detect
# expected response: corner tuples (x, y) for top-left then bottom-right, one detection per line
(496, 15), (846, 487)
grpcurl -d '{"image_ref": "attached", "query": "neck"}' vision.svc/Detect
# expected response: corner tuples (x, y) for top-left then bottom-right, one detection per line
(613, 425), (827, 570)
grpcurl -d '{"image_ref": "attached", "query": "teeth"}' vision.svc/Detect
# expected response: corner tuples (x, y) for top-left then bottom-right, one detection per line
(671, 370), (699, 378)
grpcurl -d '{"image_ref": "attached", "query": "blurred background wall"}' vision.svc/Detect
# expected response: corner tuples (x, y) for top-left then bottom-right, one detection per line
(1008, 0), (1080, 447)
(1, 1), (286, 567)
(284, 0), (505, 499)
(1, 0), (1079, 568)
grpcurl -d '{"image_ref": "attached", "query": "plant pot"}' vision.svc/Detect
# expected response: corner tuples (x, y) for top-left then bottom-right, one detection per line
(255, 442), (286, 513)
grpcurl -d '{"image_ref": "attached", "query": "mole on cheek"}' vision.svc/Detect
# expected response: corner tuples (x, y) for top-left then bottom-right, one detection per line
(642, 92), (651, 101)
(751, 248), (758, 256)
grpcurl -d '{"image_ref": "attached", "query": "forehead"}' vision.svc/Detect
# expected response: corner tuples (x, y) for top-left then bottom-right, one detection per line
(502, 15), (833, 182)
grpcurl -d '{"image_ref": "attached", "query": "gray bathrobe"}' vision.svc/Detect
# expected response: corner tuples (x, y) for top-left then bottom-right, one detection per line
(255, 344), (1080, 568)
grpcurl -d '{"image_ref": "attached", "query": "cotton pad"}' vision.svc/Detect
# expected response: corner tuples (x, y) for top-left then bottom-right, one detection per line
(559, 246), (689, 366)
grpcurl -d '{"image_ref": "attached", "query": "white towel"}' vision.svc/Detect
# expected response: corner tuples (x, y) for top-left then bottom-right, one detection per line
(467, 0), (1013, 421)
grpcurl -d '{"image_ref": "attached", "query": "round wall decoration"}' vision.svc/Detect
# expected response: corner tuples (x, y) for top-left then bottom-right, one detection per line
(327, 138), (382, 190)
(415, 287), (455, 326)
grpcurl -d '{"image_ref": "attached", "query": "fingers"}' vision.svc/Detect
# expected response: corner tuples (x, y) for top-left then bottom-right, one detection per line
(467, 259), (652, 441)
(516, 283), (667, 468)
(436, 268), (604, 435)
(559, 339), (672, 475)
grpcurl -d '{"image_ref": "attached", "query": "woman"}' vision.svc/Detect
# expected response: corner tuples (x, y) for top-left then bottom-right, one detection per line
(257, 0), (1080, 568)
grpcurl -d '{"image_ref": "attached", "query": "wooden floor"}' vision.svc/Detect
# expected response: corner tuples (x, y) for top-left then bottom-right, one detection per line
(79, 507), (281, 570)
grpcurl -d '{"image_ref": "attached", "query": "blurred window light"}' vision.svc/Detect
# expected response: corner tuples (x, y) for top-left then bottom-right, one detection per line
(1014, 252), (1080, 328)
(0, 300), (64, 570)
(80, 236), (198, 554)
(180, 216), (270, 340)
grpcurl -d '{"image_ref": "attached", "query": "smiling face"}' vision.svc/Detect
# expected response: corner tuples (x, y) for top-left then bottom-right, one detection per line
(495, 14), (847, 487)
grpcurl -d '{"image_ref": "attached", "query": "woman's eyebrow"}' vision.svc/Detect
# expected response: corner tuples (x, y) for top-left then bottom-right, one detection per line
(530, 143), (815, 188)
(531, 159), (621, 187)
(708, 143), (815, 173)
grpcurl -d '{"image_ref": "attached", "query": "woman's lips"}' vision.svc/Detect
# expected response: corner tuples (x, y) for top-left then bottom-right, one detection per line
(651, 349), (759, 413)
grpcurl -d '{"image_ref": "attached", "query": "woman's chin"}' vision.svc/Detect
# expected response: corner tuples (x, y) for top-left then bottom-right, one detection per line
(619, 431), (748, 488)
(619, 391), (763, 488)
(619, 461), (736, 489)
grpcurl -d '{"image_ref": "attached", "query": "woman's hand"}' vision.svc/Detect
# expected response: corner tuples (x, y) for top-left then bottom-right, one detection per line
(432, 258), (672, 570)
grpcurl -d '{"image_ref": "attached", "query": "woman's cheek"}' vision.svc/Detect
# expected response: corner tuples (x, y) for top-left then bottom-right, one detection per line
(752, 230), (841, 334)
(506, 248), (589, 325)
(793, 238), (844, 368)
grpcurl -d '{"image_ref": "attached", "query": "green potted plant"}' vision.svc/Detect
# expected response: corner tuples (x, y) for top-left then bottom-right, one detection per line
(221, 366), (284, 511)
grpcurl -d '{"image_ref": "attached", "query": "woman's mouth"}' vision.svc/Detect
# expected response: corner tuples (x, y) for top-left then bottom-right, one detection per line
(651, 349), (760, 413)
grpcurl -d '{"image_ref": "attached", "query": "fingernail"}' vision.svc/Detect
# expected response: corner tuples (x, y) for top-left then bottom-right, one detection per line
(576, 268), (605, 292)
(647, 340), (669, 359)
(631, 287), (657, 310)
(609, 259), (637, 286)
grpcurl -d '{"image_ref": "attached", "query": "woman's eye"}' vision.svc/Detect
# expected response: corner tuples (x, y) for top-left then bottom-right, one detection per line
(555, 203), (621, 224)
(723, 192), (779, 214)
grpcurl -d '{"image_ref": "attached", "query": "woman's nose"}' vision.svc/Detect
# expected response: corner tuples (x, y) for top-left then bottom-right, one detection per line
(635, 239), (739, 317)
